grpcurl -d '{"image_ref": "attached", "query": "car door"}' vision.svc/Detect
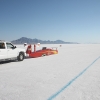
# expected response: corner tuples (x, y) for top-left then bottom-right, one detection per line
(6, 43), (18, 58)
(0, 43), (7, 59)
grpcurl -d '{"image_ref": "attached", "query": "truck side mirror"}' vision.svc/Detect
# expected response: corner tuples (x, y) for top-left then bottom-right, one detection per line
(12, 46), (16, 49)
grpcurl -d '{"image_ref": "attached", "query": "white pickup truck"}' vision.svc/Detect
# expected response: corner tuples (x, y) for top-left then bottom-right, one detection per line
(0, 40), (26, 62)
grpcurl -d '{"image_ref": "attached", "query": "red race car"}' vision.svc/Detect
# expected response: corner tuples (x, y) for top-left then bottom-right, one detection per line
(26, 44), (58, 58)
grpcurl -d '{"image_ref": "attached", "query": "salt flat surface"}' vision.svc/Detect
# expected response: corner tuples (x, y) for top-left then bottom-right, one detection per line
(0, 44), (100, 100)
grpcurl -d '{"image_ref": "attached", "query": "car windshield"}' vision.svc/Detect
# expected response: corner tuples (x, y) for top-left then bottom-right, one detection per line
(6, 43), (15, 49)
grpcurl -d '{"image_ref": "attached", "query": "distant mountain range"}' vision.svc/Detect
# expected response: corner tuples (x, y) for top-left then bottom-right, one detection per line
(11, 37), (78, 44)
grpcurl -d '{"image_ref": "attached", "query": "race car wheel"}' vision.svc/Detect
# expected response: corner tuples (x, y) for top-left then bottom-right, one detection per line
(41, 54), (46, 57)
(17, 52), (24, 61)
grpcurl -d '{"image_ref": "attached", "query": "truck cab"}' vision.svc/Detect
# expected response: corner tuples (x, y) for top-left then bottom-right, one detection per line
(0, 40), (26, 62)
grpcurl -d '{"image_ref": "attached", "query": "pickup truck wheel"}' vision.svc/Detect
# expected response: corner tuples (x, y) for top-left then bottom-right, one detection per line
(17, 53), (24, 61)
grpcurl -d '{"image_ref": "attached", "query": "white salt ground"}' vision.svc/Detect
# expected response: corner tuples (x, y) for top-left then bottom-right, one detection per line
(0, 44), (100, 100)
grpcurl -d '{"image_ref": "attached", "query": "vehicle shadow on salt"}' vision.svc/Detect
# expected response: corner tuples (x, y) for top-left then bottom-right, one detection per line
(0, 58), (31, 65)
(0, 60), (16, 64)
(0, 56), (44, 65)
(24, 57), (38, 60)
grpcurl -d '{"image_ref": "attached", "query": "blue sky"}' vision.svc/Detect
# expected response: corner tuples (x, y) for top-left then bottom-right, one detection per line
(0, 0), (100, 43)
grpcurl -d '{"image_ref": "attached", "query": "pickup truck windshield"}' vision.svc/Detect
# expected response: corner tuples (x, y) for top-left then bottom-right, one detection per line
(6, 43), (15, 49)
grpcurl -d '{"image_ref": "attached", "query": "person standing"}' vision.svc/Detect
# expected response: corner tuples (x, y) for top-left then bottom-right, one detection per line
(24, 43), (28, 51)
